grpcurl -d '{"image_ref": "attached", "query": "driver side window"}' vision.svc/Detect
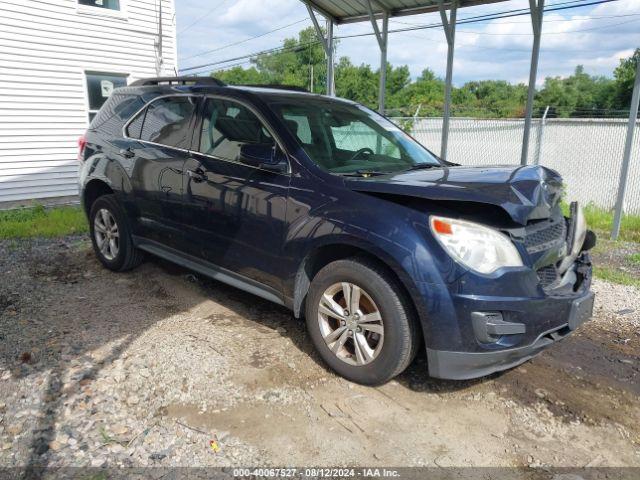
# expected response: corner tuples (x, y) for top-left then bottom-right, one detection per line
(198, 97), (274, 163)
(330, 121), (400, 159)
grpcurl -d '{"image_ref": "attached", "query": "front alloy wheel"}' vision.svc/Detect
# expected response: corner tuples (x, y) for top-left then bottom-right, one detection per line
(306, 258), (419, 385)
(318, 282), (384, 366)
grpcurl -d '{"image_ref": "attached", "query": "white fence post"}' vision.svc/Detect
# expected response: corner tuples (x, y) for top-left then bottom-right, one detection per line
(534, 105), (549, 165)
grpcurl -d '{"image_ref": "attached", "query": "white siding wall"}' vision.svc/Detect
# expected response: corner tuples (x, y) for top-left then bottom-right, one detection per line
(0, 0), (177, 203)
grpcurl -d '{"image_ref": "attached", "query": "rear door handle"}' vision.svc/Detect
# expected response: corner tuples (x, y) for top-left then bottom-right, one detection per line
(186, 168), (207, 183)
(119, 148), (135, 158)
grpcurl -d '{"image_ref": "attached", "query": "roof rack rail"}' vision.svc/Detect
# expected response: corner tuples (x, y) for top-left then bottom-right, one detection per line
(130, 76), (226, 87)
(241, 84), (310, 93)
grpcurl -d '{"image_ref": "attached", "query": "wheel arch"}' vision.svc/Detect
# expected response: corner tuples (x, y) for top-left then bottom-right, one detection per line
(292, 241), (427, 339)
(81, 179), (114, 217)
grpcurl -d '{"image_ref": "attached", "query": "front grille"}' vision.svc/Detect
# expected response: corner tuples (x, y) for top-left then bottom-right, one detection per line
(524, 218), (567, 254)
(537, 265), (560, 290)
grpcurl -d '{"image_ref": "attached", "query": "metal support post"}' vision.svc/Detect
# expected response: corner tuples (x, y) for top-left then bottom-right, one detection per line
(365, 0), (389, 114)
(379, 12), (389, 114)
(305, 2), (335, 96)
(612, 58), (640, 240)
(521, 0), (545, 165)
(439, 0), (457, 160)
(326, 20), (335, 96)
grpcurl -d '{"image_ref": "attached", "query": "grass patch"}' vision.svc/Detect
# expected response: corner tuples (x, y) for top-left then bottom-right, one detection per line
(593, 266), (640, 288)
(628, 253), (640, 265)
(0, 205), (88, 239)
(561, 202), (640, 243)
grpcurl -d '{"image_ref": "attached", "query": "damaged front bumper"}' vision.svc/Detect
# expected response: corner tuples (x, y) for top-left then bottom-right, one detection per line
(426, 289), (594, 380)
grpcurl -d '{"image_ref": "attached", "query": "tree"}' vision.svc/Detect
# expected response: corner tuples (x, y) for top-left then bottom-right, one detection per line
(215, 66), (268, 85)
(612, 48), (640, 111)
(535, 66), (615, 117)
(209, 28), (638, 119)
(335, 57), (378, 108)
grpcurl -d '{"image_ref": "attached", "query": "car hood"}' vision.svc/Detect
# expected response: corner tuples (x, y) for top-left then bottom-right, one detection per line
(345, 164), (563, 225)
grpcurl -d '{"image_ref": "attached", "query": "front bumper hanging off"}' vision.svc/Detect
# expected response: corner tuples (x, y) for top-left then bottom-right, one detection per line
(427, 290), (595, 380)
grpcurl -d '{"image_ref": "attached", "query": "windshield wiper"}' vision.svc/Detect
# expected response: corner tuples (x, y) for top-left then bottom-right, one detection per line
(339, 169), (390, 177)
(405, 163), (441, 171)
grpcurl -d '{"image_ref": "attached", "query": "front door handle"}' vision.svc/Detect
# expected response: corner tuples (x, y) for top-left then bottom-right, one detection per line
(119, 147), (135, 158)
(186, 168), (207, 183)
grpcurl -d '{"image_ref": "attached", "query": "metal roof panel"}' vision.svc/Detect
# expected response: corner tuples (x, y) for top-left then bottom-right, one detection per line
(303, 0), (508, 23)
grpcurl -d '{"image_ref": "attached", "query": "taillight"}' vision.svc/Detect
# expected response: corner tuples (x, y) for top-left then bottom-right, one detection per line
(78, 134), (87, 162)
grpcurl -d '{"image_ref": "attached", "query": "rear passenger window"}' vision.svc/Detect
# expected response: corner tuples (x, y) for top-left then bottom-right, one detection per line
(197, 98), (274, 162)
(129, 96), (197, 149)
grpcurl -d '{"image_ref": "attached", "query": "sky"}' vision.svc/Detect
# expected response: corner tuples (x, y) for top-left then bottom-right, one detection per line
(174, 0), (640, 86)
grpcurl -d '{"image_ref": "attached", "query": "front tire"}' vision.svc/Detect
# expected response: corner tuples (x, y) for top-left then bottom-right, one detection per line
(305, 257), (419, 385)
(89, 194), (143, 272)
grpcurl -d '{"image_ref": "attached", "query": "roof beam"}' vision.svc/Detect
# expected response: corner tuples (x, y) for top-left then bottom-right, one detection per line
(305, 2), (335, 96)
(305, 2), (330, 55)
(365, 0), (385, 50)
(301, 1), (337, 24)
(313, 0), (505, 24)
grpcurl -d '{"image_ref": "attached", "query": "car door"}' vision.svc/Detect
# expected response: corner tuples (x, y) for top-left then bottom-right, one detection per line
(180, 95), (290, 293)
(124, 95), (198, 248)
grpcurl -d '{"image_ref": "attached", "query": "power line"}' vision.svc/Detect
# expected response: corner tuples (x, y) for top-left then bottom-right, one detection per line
(183, 18), (309, 62)
(179, 0), (624, 74)
(457, 16), (640, 35)
(182, 40), (321, 73)
(336, 0), (622, 40)
(177, 0), (230, 36)
(392, 12), (640, 27)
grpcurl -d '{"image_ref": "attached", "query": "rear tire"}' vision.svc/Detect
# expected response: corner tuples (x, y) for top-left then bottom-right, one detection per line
(305, 257), (419, 385)
(89, 194), (143, 272)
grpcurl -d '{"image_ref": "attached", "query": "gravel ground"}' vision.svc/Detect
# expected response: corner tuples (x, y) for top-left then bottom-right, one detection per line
(590, 237), (640, 278)
(0, 237), (639, 470)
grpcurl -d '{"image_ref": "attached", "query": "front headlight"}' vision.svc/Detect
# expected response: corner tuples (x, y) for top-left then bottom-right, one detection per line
(430, 216), (523, 274)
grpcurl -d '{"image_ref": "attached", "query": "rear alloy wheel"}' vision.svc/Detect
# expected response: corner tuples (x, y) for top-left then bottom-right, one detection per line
(93, 208), (120, 261)
(306, 258), (419, 385)
(89, 194), (144, 272)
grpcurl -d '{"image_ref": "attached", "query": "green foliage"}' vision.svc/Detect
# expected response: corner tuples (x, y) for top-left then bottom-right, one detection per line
(216, 27), (329, 93)
(335, 57), (379, 108)
(613, 48), (640, 110)
(535, 66), (617, 117)
(0, 205), (88, 239)
(560, 203), (640, 243)
(593, 266), (640, 288)
(212, 32), (639, 119)
(215, 66), (268, 85)
(628, 253), (640, 265)
(582, 204), (640, 243)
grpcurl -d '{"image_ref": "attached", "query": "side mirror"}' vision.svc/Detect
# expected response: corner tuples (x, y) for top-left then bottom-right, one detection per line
(239, 144), (287, 173)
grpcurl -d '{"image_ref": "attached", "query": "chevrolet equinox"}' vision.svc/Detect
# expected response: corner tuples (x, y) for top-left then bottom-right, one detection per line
(78, 77), (596, 385)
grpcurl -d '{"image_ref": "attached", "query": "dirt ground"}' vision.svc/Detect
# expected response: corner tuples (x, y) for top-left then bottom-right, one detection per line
(0, 237), (639, 471)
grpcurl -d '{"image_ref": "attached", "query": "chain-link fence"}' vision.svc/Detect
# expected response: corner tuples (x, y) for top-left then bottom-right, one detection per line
(391, 115), (640, 214)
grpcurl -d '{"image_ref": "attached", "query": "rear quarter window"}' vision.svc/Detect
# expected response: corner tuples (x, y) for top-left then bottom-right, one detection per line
(138, 97), (197, 149)
(91, 94), (145, 137)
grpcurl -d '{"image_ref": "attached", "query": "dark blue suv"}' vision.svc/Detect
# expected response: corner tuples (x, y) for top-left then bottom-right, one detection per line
(79, 77), (595, 385)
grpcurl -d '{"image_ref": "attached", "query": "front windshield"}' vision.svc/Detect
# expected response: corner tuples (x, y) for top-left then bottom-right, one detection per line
(269, 99), (441, 175)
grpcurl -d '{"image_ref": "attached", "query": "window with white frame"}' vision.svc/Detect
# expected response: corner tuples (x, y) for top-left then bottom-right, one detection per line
(85, 72), (128, 122)
(79, 0), (120, 10)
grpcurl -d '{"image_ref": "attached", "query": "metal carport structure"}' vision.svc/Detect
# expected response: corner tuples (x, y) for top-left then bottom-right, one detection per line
(301, 0), (536, 163)
(301, 0), (640, 239)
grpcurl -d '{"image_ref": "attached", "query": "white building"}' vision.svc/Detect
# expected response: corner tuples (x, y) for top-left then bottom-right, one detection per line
(0, 0), (177, 205)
